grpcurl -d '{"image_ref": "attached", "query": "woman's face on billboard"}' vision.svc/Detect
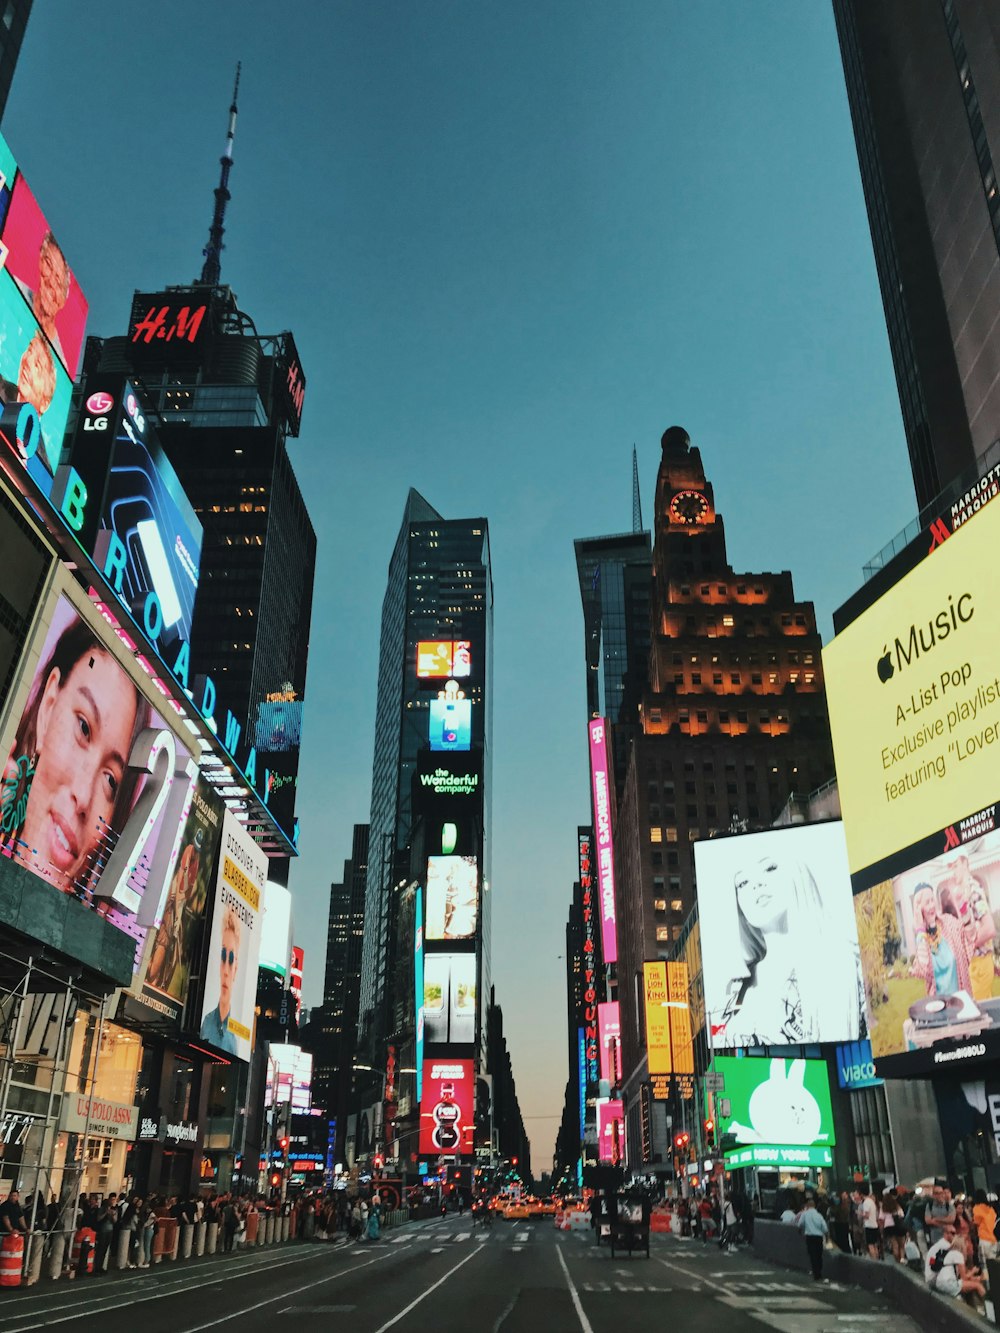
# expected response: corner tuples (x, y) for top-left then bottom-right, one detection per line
(22, 647), (137, 890)
(735, 856), (791, 933)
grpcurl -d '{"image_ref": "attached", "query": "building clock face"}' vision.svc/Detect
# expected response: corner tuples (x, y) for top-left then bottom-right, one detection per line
(668, 490), (710, 525)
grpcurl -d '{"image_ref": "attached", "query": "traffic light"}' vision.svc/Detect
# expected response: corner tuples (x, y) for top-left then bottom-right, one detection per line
(672, 1131), (690, 1152)
(278, 1136), (289, 1154)
(703, 1118), (715, 1149)
(270, 1171), (281, 1188)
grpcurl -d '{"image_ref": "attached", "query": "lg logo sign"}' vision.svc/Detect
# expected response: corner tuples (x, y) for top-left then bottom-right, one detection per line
(84, 390), (114, 433)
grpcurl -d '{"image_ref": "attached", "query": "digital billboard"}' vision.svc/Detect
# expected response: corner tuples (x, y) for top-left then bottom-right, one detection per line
(415, 749), (482, 804)
(836, 1039), (882, 1090)
(643, 962), (672, 1076)
(199, 811), (267, 1061)
(422, 952), (477, 1045)
(254, 697), (303, 752)
(824, 493), (1000, 880)
(596, 1098), (624, 1164)
(668, 960), (695, 1082)
(597, 1001), (621, 1084)
(419, 1059), (474, 1154)
(0, 268), (72, 495)
(259, 881), (292, 976)
(415, 887), (424, 1104)
(0, 591), (195, 923)
(714, 1056), (835, 1158)
(425, 854), (478, 940)
(139, 774), (224, 1014)
(854, 825), (1000, 1071)
(587, 719), (618, 963)
(429, 690), (471, 751)
(265, 1042), (312, 1111)
(416, 641), (471, 679)
(694, 822), (866, 1048)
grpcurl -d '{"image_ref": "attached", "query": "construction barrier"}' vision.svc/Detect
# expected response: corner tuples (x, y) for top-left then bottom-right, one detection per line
(70, 1228), (95, 1277)
(0, 1232), (24, 1287)
(650, 1213), (672, 1233)
(245, 1212), (260, 1245)
(152, 1217), (178, 1263)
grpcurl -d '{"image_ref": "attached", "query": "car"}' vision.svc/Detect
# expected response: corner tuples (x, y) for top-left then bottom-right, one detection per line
(502, 1202), (531, 1220)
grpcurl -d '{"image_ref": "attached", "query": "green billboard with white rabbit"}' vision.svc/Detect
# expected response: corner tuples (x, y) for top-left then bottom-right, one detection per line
(713, 1056), (835, 1150)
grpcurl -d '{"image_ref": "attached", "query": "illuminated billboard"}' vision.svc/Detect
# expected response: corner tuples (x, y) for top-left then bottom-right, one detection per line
(415, 749), (482, 804)
(596, 1098), (624, 1164)
(259, 881), (292, 976)
(854, 824), (1000, 1071)
(643, 962), (671, 1076)
(0, 269), (72, 495)
(422, 952), (477, 1045)
(597, 1001), (621, 1084)
(416, 641), (471, 679)
(199, 811), (267, 1061)
(713, 1056), (835, 1152)
(587, 719), (618, 963)
(425, 854), (478, 940)
(694, 822), (866, 1048)
(668, 961), (695, 1081)
(0, 591), (195, 923)
(429, 690), (471, 751)
(415, 888), (424, 1104)
(419, 1059), (474, 1154)
(254, 697), (303, 752)
(824, 494), (1000, 879)
(265, 1042), (313, 1111)
(139, 774), (224, 1014)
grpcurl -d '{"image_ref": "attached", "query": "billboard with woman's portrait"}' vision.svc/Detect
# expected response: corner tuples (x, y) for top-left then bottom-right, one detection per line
(0, 592), (194, 938)
(694, 821), (867, 1049)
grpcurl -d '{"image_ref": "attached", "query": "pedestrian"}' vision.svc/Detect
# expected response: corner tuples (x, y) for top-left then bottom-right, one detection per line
(798, 1196), (830, 1282)
(972, 1190), (998, 1263)
(925, 1222), (986, 1305)
(880, 1190), (906, 1263)
(832, 1190), (852, 1254)
(926, 1183), (957, 1246)
(859, 1186), (880, 1260)
(139, 1201), (157, 1268)
(0, 1187), (29, 1236)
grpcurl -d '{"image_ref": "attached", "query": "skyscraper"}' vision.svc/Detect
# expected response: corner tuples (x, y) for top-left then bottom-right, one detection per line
(355, 489), (493, 1171)
(0, 0), (32, 124)
(833, 0), (1000, 511)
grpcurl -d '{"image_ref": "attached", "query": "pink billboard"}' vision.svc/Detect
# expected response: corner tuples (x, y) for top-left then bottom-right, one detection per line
(596, 1098), (624, 1164)
(588, 719), (618, 963)
(597, 1000), (621, 1084)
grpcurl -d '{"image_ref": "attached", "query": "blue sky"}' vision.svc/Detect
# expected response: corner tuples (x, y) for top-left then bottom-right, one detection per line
(7, 2), (914, 1167)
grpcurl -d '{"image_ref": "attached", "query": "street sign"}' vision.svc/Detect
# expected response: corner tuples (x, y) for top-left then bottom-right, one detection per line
(705, 1073), (725, 1092)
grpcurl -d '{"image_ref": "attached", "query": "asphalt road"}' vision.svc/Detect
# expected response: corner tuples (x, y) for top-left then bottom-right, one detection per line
(0, 1214), (924, 1333)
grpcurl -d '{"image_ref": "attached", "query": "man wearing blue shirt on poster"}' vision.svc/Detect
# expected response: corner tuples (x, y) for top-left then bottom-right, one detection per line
(201, 904), (240, 1056)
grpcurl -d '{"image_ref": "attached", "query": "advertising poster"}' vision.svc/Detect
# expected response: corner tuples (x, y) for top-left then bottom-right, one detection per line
(854, 826), (1000, 1070)
(597, 1001), (621, 1084)
(140, 774), (224, 1013)
(419, 1059), (474, 1155)
(254, 697), (303, 752)
(2, 166), (88, 378)
(429, 691), (472, 751)
(824, 494), (1000, 880)
(259, 881), (291, 976)
(643, 962), (672, 1076)
(587, 719), (618, 963)
(0, 593), (192, 925)
(714, 1056), (835, 1166)
(417, 641), (471, 679)
(414, 749), (482, 808)
(265, 1043), (312, 1111)
(425, 854), (478, 940)
(0, 267), (72, 491)
(199, 811), (267, 1061)
(694, 822), (866, 1048)
(415, 888), (424, 1104)
(422, 952), (477, 1045)
(596, 1098), (624, 1164)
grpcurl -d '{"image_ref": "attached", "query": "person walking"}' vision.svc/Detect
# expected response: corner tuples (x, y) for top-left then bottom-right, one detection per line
(798, 1196), (830, 1282)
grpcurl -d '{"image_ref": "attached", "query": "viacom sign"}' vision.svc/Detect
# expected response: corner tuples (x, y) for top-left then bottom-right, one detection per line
(836, 1039), (883, 1090)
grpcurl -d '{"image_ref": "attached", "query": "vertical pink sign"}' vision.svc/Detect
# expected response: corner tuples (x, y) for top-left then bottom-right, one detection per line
(588, 719), (618, 963)
(597, 1097), (625, 1164)
(597, 1000), (621, 1083)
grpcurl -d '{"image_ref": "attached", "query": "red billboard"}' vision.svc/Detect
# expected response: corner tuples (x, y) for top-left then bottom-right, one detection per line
(419, 1059), (474, 1155)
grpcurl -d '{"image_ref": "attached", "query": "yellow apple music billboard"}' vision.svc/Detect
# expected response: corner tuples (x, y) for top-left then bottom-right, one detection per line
(824, 496), (1000, 879)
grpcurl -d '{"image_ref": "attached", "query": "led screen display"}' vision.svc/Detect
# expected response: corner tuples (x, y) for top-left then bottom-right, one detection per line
(835, 1039), (882, 1090)
(415, 749), (482, 803)
(643, 962), (672, 1075)
(199, 810), (267, 1062)
(422, 952), (477, 1045)
(259, 881), (291, 976)
(416, 641), (471, 678)
(429, 694), (471, 751)
(823, 493), (1000, 879)
(265, 1042), (312, 1111)
(2, 168), (89, 379)
(854, 824), (1000, 1072)
(0, 592), (194, 926)
(597, 1001), (620, 1084)
(254, 698), (303, 752)
(713, 1056), (835, 1150)
(415, 888), (424, 1105)
(596, 1098), (624, 1164)
(694, 822), (866, 1048)
(425, 854), (478, 940)
(0, 268), (72, 494)
(587, 719), (618, 963)
(139, 774), (224, 1014)
(419, 1059), (474, 1155)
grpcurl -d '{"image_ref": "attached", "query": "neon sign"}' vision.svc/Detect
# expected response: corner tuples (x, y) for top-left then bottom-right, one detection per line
(587, 719), (618, 964)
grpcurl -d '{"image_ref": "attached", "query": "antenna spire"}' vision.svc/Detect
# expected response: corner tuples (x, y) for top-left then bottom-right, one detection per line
(199, 62), (241, 286)
(631, 445), (643, 532)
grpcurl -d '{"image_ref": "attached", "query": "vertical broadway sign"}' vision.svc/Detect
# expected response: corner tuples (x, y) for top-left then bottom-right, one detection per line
(587, 719), (618, 963)
(578, 829), (599, 1087)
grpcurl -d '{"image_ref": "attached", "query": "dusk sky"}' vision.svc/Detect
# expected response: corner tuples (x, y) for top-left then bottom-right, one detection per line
(7, 2), (915, 1167)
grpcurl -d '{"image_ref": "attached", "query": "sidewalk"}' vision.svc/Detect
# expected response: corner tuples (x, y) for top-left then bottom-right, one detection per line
(750, 1218), (987, 1333)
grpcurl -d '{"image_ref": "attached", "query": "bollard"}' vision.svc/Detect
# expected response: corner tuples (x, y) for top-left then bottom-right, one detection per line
(281, 1216), (289, 1242)
(206, 1221), (218, 1255)
(195, 1221), (206, 1256)
(180, 1223), (194, 1259)
(245, 1212), (260, 1245)
(264, 1215), (275, 1244)
(47, 1232), (66, 1282)
(24, 1233), (45, 1286)
(115, 1227), (131, 1270)
(289, 1210), (298, 1239)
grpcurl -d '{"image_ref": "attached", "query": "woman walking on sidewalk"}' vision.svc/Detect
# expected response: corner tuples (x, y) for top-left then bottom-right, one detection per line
(798, 1197), (830, 1282)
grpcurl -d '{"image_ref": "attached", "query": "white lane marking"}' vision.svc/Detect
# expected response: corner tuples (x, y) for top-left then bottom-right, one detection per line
(515, 1231), (528, 1241)
(555, 1241), (595, 1333)
(476, 1233), (489, 1242)
(431, 1247), (444, 1253)
(654, 1255), (702, 1286)
(454, 1232), (470, 1243)
(370, 1243), (483, 1333)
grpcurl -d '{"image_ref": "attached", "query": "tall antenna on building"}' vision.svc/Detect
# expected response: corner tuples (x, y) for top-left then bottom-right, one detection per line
(631, 445), (643, 533)
(199, 62), (241, 286)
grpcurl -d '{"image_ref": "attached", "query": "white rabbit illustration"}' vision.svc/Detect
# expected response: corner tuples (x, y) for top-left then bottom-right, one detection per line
(729, 1059), (822, 1145)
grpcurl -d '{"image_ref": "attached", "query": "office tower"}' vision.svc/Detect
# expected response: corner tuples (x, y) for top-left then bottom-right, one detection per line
(0, 0), (32, 124)
(833, 0), (1000, 511)
(614, 426), (836, 1164)
(355, 489), (493, 1171)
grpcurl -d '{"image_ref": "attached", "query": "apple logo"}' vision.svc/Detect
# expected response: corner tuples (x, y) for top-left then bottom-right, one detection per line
(877, 646), (894, 683)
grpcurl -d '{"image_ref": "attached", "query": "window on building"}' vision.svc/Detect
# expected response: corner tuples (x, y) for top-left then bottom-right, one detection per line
(650, 827), (662, 843)
(670, 898), (683, 913)
(656, 927), (670, 942)
(654, 899), (667, 912)
(665, 828), (678, 843)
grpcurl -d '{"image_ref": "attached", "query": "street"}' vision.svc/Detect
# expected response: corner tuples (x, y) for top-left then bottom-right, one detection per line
(0, 1216), (922, 1333)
